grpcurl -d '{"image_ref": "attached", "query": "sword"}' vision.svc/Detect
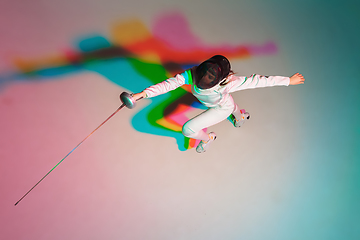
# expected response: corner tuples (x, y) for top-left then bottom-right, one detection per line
(15, 92), (139, 206)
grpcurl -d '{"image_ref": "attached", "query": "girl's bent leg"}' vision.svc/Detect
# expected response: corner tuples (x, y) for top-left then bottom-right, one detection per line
(182, 107), (233, 141)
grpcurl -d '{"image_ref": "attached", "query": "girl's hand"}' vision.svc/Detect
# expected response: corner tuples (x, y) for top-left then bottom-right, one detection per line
(289, 73), (305, 85)
(132, 91), (147, 101)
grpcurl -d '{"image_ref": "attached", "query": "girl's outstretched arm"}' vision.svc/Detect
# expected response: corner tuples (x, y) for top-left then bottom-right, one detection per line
(131, 69), (192, 101)
(289, 73), (305, 85)
(226, 72), (305, 93)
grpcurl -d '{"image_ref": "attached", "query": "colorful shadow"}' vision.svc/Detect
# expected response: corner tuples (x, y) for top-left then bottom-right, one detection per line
(3, 11), (278, 151)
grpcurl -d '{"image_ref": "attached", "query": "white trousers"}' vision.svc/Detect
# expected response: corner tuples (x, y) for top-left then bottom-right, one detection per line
(182, 96), (242, 141)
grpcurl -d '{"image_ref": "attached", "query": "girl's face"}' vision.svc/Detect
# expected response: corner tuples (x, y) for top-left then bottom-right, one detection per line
(198, 69), (216, 89)
(196, 64), (221, 89)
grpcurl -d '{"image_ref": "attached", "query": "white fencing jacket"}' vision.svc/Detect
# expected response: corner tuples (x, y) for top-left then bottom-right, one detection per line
(143, 69), (290, 109)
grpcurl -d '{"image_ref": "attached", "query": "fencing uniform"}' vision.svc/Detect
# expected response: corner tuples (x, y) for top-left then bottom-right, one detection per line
(143, 69), (290, 141)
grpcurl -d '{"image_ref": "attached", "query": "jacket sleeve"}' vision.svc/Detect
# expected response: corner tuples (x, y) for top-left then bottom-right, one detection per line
(225, 74), (290, 93)
(143, 70), (191, 98)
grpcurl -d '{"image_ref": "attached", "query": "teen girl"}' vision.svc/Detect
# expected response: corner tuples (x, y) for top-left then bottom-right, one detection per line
(132, 55), (305, 153)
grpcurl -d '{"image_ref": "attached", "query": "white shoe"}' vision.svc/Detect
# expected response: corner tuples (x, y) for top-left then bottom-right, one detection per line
(230, 109), (250, 128)
(196, 132), (217, 153)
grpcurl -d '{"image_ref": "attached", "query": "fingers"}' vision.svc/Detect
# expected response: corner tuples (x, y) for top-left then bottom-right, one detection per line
(295, 73), (305, 84)
(298, 73), (305, 84)
(289, 73), (305, 85)
(132, 92), (146, 101)
(132, 93), (142, 101)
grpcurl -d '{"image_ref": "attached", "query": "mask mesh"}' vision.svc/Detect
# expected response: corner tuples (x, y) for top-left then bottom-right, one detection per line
(194, 55), (231, 89)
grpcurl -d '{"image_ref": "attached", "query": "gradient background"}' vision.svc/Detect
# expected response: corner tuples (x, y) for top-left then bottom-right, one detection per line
(1, 0), (359, 239)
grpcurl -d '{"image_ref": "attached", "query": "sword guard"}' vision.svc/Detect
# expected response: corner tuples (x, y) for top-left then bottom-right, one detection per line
(120, 92), (136, 109)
